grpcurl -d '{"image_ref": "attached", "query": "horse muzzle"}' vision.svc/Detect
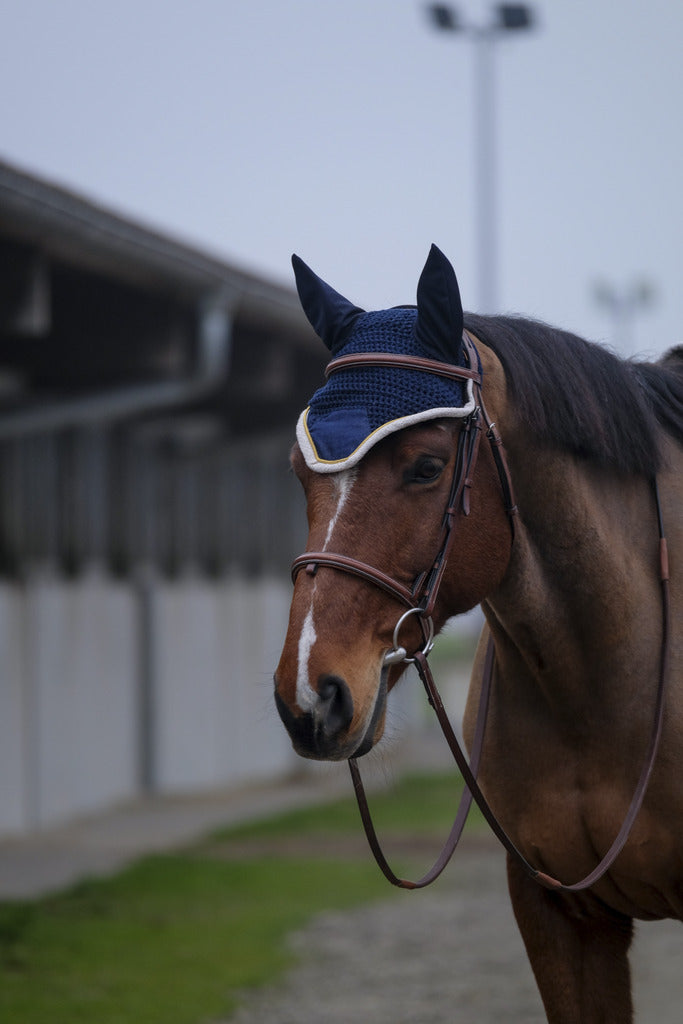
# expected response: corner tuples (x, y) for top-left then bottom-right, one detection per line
(274, 670), (388, 761)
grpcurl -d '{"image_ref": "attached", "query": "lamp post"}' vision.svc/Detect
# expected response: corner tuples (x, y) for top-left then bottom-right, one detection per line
(425, 4), (535, 313)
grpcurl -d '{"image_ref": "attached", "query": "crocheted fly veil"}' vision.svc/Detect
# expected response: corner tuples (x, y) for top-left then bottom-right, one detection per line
(293, 245), (476, 472)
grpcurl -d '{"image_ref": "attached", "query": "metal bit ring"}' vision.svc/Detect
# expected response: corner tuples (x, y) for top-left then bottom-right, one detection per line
(383, 607), (435, 666)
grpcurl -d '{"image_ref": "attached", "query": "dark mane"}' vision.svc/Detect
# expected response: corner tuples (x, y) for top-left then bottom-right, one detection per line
(464, 314), (683, 476)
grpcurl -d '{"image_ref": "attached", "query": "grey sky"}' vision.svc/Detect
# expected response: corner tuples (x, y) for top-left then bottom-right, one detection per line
(1, 0), (681, 356)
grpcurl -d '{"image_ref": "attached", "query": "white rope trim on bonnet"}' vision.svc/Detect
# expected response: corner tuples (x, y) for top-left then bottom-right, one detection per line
(296, 379), (476, 473)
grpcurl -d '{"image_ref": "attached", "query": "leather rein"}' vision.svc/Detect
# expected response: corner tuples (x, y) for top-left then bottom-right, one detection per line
(291, 333), (671, 893)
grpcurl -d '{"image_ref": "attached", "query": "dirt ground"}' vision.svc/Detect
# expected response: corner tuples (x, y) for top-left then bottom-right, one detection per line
(226, 834), (683, 1024)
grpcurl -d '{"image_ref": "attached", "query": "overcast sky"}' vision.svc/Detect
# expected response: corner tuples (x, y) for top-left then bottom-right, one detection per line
(1, 0), (681, 357)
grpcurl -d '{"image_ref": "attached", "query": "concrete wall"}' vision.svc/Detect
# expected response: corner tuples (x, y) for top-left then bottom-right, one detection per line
(0, 572), (298, 838)
(0, 584), (25, 834)
(151, 575), (296, 791)
(0, 574), (139, 835)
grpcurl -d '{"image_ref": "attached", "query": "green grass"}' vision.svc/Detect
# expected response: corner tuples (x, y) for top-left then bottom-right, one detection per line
(0, 856), (386, 1024)
(0, 770), (480, 1024)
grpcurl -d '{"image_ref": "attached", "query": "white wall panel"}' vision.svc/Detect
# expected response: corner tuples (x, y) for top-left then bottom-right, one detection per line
(152, 576), (297, 790)
(0, 585), (27, 835)
(27, 576), (138, 829)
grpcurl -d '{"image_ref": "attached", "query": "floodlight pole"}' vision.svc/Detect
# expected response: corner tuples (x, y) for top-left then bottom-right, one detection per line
(425, 4), (535, 314)
(474, 27), (497, 314)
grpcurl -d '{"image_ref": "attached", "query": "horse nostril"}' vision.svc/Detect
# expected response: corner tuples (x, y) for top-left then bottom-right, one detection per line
(317, 674), (354, 737)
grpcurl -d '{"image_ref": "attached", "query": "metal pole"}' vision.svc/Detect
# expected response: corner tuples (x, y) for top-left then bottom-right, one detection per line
(474, 28), (497, 313)
(424, 4), (535, 315)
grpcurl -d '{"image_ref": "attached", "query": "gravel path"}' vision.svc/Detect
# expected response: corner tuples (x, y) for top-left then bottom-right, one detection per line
(226, 837), (683, 1024)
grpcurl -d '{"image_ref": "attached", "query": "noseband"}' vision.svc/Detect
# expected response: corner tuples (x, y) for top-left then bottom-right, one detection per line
(289, 333), (671, 895)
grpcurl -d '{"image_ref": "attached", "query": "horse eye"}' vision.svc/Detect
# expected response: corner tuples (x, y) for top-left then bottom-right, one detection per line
(406, 456), (445, 484)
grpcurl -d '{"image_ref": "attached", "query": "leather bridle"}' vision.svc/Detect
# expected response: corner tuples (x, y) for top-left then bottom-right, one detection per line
(292, 333), (517, 639)
(290, 332), (671, 893)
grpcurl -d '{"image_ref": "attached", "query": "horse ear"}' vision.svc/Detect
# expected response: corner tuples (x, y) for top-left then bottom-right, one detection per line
(415, 245), (465, 362)
(291, 255), (365, 354)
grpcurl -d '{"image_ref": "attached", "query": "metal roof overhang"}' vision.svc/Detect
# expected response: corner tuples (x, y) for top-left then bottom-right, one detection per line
(0, 160), (323, 436)
(0, 158), (313, 341)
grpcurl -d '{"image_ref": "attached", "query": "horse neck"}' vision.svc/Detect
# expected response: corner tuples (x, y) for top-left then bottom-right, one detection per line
(482, 443), (662, 718)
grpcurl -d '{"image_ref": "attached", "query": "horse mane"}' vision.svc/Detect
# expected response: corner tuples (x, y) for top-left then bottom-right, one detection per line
(464, 314), (683, 476)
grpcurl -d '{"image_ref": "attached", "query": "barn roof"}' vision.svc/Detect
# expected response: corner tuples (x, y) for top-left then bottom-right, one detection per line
(0, 158), (323, 436)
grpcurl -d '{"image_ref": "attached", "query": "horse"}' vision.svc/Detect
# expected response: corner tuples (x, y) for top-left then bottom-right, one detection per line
(273, 244), (683, 1023)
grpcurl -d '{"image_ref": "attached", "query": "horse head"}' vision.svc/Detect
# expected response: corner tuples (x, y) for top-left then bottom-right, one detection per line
(274, 246), (514, 761)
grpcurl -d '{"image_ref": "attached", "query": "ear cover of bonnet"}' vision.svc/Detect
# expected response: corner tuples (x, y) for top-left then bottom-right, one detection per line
(293, 245), (475, 473)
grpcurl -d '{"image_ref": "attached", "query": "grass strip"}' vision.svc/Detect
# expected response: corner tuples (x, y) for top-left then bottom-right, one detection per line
(217, 768), (483, 841)
(0, 855), (386, 1024)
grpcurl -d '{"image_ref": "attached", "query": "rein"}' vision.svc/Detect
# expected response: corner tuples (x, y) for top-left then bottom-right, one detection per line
(291, 334), (671, 893)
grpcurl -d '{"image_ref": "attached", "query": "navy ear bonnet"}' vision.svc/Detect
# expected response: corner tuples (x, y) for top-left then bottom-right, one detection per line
(293, 245), (476, 473)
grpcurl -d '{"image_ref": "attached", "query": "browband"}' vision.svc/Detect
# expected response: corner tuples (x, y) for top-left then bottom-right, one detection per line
(325, 351), (482, 385)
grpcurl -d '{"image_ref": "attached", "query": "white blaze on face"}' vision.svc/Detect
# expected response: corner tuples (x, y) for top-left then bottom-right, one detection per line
(295, 607), (318, 712)
(322, 469), (356, 549)
(295, 469), (357, 711)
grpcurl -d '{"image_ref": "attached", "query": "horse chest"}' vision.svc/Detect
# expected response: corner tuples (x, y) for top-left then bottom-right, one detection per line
(478, 717), (683, 919)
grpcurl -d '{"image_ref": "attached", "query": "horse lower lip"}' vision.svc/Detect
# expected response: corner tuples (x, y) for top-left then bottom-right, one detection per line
(351, 670), (388, 758)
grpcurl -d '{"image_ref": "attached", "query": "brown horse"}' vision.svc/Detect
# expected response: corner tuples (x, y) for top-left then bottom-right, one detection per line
(274, 246), (683, 1023)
